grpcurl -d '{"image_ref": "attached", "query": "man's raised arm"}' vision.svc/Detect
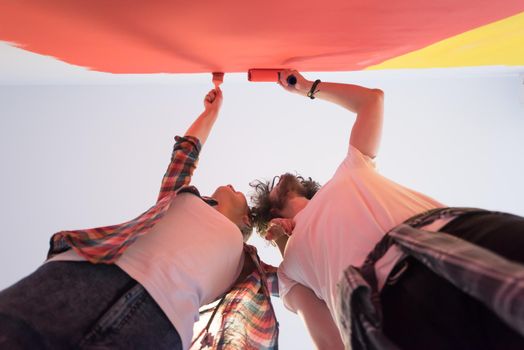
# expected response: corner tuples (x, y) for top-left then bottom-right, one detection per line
(157, 88), (223, 202)
(184, 88), (223, 144)
(278, 70), (384, 159)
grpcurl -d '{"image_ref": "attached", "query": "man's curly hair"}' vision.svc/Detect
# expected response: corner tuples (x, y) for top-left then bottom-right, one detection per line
(249, 173), (320, 235)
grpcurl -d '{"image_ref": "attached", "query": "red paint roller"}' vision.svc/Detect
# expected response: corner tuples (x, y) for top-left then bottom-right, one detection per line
(248, 69), (297, 86)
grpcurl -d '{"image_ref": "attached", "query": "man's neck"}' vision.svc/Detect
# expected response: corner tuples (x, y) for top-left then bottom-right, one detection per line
(275, 196), (310, 257)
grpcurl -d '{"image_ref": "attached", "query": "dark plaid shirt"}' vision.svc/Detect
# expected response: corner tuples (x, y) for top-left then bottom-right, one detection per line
(336, 207), (524, 350)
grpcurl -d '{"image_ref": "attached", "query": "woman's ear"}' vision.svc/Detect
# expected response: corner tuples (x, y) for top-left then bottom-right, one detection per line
(241, 214), (251, 228)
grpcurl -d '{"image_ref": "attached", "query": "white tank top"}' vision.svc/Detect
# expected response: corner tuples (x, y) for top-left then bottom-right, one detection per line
(50, 192), (244, 350)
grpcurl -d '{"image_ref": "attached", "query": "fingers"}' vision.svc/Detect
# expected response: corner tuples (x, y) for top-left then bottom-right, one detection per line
(282, 219), (295, 233)
(278, 69), (307, 96)
(278, 69), (298, 88)
(265, 224), (285, 241)
(265, 218), (295, 241)
(278, 70), (290, 85)
(205, 88), (222, 104)
(205, 91), (215, 103)
(277, 218), (295, 235)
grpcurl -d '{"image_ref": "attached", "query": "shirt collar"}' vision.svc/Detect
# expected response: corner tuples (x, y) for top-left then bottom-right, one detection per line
(177, 185), (218, 206)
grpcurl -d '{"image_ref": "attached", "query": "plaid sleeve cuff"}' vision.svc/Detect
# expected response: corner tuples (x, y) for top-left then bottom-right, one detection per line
(174, 135), (202, 153)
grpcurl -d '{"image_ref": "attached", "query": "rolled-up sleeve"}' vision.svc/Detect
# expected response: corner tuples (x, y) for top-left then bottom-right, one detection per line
(157, 135), (202, 202)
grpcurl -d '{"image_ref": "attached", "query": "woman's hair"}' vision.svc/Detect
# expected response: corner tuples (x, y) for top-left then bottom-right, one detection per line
(249, 173), (320, 235)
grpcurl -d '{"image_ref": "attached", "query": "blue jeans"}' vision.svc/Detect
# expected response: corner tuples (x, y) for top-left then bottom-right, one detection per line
(0, 261), (182, 350)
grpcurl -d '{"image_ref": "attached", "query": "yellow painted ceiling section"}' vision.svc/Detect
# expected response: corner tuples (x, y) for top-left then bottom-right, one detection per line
(368, 12), (524, 69)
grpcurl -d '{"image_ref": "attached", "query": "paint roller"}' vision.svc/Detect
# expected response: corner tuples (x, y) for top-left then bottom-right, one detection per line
(247, 69), (297, 86)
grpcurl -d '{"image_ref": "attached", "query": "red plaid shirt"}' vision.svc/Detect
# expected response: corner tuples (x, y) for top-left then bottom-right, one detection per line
(192, 245), (279, 350)
(47, 135), (279, 349)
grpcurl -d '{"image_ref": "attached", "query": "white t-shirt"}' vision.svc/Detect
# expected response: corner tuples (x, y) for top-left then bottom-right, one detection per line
(50, 193), (244, 350)
(278, 145), (446, 324)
